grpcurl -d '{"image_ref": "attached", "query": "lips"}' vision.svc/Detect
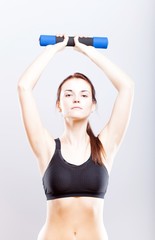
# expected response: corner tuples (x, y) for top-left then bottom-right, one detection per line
(71, 106), (83, 110)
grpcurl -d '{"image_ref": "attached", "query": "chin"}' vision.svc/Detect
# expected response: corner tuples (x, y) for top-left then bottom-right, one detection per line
(65, 114), (90, 121)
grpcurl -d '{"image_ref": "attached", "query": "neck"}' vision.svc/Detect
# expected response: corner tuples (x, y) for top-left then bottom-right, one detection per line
(61, 118), (89, 145)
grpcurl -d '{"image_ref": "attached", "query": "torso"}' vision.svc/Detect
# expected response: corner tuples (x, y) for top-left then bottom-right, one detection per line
(37, 136), (111, 240)
(37, 197), (108, 240)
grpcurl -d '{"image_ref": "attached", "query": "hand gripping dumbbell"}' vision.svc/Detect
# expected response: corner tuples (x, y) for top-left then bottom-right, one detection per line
(39, 35), (108, 49)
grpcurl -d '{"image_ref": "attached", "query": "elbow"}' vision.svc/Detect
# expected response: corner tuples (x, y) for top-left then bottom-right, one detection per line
(17, 82), (25, 91)
(17, 82), (25, 95)
(129, 80), (135, 94)
(17, 78), (32, 92)
(17, 83), (32, 98)
(17, 84), (26, 99)
(17, 82), (22, 94)
(126, 81), (135, 101)
(127, 80), (135, 93)
(125, 82), (135, 98)
(17, 76), (25, 90)
(122, 78), (135, 94)
(129, 77), (135, 88)
(118, 79), (135, 99)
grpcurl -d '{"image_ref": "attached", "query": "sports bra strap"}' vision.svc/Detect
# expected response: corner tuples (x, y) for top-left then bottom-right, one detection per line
(55, 138), (61, 150)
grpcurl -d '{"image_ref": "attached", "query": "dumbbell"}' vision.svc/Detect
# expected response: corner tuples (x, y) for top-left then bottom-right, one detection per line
(39, 35), (108, 49)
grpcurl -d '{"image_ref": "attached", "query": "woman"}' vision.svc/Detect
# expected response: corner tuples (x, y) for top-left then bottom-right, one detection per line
(17, 35), (134, 240)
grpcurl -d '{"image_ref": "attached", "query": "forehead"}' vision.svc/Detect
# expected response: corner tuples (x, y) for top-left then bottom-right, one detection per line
(61, 78), (91, 92)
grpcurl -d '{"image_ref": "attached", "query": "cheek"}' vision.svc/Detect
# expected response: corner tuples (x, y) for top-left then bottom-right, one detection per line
(85, 100), (94, 108)
(61, 98), (70, 107)
(59, 99), (72, 113)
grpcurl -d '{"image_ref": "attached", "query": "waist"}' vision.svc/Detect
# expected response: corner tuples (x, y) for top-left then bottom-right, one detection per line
(39, 197), (107, 239)
(38, 225), (108, 240)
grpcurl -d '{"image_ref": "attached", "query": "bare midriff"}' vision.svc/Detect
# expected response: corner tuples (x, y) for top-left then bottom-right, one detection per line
(37, 196), (108, 240)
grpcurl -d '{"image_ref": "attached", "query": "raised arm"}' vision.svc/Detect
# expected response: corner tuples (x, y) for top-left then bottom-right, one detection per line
(74, 37), (134, 166)
(17, 36), (68, 174)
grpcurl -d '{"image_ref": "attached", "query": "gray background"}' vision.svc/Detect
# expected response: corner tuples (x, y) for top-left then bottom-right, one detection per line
(0, 0), (154, 239)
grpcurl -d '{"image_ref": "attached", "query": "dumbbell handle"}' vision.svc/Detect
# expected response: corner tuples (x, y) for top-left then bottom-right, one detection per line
(39, 35), (108, 49)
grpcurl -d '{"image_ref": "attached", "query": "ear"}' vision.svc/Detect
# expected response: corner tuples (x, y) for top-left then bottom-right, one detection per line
(91, 102), (96, 113)
(56, 101), (62, 112)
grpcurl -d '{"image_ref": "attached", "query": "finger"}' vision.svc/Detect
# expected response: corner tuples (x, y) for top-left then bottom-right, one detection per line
(56, 34), (69, 46)
(74, 35), (80, 45)
(63, 34), (69, 41)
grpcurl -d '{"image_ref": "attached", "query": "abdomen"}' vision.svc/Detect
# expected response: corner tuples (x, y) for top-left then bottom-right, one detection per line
(38, 197), (108, 240)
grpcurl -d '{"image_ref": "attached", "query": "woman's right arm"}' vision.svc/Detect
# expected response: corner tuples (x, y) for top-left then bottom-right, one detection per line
(17, 36), (68, 174)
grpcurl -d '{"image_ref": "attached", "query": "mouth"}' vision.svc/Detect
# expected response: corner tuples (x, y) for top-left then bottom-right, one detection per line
(71, 107), (83, 110)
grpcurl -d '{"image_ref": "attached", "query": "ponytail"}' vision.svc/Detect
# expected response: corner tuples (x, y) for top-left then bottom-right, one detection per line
(87, 122), (106, 165)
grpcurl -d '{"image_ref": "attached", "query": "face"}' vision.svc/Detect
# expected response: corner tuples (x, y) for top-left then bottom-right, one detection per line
(57, 78), (96, 120)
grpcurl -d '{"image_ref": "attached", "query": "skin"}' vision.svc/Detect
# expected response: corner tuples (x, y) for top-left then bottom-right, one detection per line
(17, 35), (134, 239)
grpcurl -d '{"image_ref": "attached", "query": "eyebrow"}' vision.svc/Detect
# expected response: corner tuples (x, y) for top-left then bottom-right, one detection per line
(64, 90), (90, 93)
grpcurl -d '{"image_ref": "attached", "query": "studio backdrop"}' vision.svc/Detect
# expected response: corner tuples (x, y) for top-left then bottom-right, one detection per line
(0, 0), (154, 239)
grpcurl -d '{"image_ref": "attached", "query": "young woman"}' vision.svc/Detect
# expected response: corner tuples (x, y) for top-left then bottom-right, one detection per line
(17, 35), (134, 240)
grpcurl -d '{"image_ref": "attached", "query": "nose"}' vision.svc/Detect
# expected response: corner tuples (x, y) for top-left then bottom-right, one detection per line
(73, 99), (80, 103)
(73, 95), (80, 103)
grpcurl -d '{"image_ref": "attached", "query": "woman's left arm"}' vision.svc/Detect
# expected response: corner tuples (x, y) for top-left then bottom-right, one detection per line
(74, 37), (134, 158)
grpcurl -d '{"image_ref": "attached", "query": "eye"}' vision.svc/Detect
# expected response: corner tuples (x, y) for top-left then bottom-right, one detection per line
(81, 94), (88, 98)
(65, 94), (72, 97)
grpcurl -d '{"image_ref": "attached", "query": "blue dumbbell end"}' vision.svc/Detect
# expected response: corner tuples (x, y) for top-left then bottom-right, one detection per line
(39, 35), (56, 46)
(93, 37), (108, 49)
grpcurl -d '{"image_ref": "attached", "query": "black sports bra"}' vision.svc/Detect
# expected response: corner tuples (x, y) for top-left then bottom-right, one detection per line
(42, 138), (109, 200)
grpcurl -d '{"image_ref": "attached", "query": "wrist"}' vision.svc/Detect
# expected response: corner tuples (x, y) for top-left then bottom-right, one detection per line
(83, 45), (97, 58)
